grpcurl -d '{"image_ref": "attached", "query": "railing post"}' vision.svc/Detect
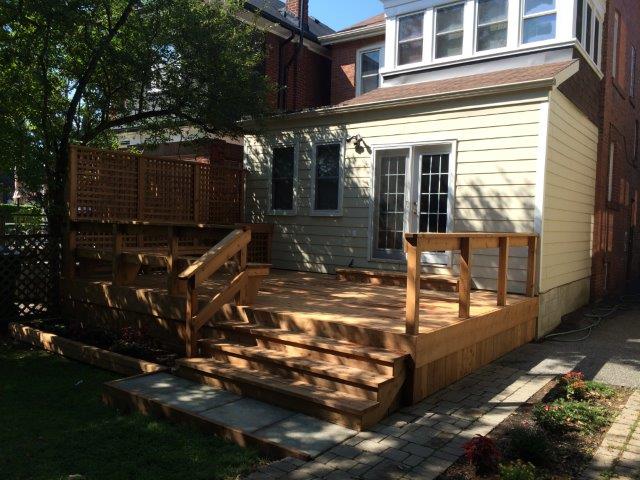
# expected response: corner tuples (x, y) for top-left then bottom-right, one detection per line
(185, 278), (198, 357)
(459, 237), (471, 319)
(112, 224), (125, 285)
(405, 238), (421, 335)
(526, 236), (537, 297)
(167, 226), (179, 294)
(497, 236), (509, 306)
(193, 164), (201, 223)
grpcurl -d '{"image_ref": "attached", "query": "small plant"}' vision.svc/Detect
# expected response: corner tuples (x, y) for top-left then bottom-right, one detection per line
(463, 435), (501, 475)
(533, 399), (612, 433)
(558, 371), (615, 401)
(499, 460), (536, 480)
(584, 380), (615, 400)
(507, 422), (552, 466)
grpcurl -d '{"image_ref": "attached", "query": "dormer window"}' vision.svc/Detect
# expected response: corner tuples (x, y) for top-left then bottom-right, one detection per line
(398, 12), (424, 65)
(435, 3), (465, 59)
(522, 0), (556, 44)
(358, 47), (382, 95)
(476, 0), (508, 52)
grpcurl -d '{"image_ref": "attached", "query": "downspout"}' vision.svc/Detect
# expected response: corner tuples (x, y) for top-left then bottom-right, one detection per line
(281, 0), (304, 111)
(277, 31), (295, 110)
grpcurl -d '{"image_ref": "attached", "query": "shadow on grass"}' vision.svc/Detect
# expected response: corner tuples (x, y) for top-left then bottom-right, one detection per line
(0, 338), (262, 480)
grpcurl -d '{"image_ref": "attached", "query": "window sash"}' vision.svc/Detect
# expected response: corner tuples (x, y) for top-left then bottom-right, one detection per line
(313, 143), (341, 212)
(476, 0), (508, 51)
(359, 48), (381, 94)
(435, 3), (465, 59)
(271, 146), (295, 212)
(397, 13), (424, 65)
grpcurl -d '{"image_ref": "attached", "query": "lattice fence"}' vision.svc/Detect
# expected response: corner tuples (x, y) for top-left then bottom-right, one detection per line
(0, 215), (59, 325)
(71, 145), (244, 224)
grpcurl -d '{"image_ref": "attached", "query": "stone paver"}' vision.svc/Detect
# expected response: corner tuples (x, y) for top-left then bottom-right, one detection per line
(580, 391), (640, 480)
(244, 365), (554, 480)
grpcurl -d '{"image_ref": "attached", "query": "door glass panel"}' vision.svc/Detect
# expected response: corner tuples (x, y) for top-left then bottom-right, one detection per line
(418, 154), (449, 233)
(374, 153), (406, 259)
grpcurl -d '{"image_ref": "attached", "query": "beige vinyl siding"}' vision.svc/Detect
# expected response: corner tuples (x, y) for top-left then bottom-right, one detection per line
(245, 91), (548, 289)
(540, 89), (598, 293)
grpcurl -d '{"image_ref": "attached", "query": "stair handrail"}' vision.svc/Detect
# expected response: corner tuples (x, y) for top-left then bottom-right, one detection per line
(178, 227), (252, 357)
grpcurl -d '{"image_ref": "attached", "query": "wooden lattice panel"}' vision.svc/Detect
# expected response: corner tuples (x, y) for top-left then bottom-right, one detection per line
(70, 146), (245, 225)
(0, 234), (59, 322)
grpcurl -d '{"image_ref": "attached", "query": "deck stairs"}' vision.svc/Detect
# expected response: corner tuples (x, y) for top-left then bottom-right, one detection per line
(175, 317), (408, 431)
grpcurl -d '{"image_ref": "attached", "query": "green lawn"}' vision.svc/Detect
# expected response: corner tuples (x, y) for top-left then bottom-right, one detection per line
(0, 338), (262, 480)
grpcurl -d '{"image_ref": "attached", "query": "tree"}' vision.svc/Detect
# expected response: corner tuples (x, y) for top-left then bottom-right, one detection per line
(0, 0), (272, 229)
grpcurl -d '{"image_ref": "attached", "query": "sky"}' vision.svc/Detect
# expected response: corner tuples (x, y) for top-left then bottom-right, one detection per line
(309, 0), (383, 31)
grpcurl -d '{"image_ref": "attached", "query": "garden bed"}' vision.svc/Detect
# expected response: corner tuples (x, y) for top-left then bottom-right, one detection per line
(439, 372), (633, 480)
(9, 322), (169, 376)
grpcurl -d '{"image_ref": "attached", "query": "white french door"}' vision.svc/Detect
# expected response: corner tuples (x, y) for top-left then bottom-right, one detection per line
(372, 144), (454, 264)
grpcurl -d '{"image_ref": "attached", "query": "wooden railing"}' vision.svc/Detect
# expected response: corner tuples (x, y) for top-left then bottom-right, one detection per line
(177, 228), (269, 357)
(403, 232), (538, 335)
(64, 219), (270, 357)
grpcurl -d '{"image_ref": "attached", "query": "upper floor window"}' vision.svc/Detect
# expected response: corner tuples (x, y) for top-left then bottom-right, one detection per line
(398, 12), (424, 65)
(358, 48), (381, 95)
(476, 0), (508, 52)
(522, 0), (556, 44)
(612, 11), (620, 79)
(435, 3), (465, 59)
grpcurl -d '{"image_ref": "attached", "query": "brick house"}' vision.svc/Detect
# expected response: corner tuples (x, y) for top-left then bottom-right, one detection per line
(118, 0), (333, 163)
(243, 0), (640, 336)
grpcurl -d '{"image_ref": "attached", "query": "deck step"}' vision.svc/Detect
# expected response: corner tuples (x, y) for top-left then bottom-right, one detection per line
(336, 267), (459, 292)
(200, 340), (394, 400)
(212, 322), (406, 376)
(175, 357), (383, 430)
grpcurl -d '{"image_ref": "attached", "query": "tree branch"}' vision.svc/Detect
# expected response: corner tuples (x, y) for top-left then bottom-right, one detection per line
(82, 108), (174, 143)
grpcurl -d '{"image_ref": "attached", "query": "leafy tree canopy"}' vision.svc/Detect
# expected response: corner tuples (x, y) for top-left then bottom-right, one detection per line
(0, 0), (272, 218)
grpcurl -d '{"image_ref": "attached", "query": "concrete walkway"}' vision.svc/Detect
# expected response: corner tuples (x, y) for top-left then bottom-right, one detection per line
(246, 365), (553, 480)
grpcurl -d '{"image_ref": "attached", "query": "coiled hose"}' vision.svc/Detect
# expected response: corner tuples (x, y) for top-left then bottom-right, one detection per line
(543, 293), (640, 342)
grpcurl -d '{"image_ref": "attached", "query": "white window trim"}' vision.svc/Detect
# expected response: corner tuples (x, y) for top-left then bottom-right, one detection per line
(396, 10), (426, 67)
(576, 0), (603, 67)
(433, 1), (466, 60)
(356, 43), (385, 96)
(310, 139), (345, 217)
(520, 0), (558, 47)
(367, 140), (457, 266)
(268, 140), (299, 216)
(474, 0), (510, 54)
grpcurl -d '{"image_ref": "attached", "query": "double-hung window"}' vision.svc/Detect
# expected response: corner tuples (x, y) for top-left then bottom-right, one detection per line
(359, 48), (381, 95)
(576, 0), (603, 66)
(522, 0), (556, 44)
(476, 0), (508, 52)
(312, 143), (342, 213)
(435, 3), (465, 59)
(397, 13), (424, 65)
(271, 145), (296, 213)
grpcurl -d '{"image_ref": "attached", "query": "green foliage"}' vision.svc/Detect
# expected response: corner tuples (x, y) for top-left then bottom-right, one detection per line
(0, 203), (42, 216)
(0, 0), (272, 214)
(533, 399), (612, 434)
(507, 423), (552, 466)
(559, 371), (615, 401)
(0, 338), (261, 479)
(499, 460), (537, 480)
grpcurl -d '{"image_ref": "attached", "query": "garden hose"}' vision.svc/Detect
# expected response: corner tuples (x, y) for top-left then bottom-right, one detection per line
(543, 293), (640, 343)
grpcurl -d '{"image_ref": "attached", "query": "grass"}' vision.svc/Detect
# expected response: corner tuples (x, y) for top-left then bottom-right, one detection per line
(0, 338), (262, 480)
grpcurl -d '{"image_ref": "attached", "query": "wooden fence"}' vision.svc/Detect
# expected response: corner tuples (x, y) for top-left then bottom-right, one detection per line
(0, 214), (59, 324)
(69, 145), (244, 225)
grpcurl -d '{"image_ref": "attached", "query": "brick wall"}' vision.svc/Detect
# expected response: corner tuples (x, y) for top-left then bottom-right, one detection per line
(330, 35), (385, 105)
(591, 0), (640, 298)
(265, 32), (331, 111)
(559, 49), (603, 125)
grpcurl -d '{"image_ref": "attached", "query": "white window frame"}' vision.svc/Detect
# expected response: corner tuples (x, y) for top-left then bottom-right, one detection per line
(433, 1), (466, 60)
(474, 0), (510, 53)
(268, 141), (299, 216)
(367, 140), (457, 265)
(310, 139), (345, 217)
(520, 0), (558, 46)
(356, 44), (385, 97)
(396, 11), (426, 67)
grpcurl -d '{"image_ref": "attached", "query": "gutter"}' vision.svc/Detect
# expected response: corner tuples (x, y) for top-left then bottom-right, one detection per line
(243, 2), (323, 44)
(318, 23), (386, 45)
(242, 77), (559, 127)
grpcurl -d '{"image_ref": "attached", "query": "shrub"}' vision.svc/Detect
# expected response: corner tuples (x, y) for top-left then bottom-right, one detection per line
(507, 422), (552, 466)
(558, 371), (615, 401)
(499, 460), (536, 480)
(584, 380), (615, 400)
(533, 399), (612, 433)
(463, 435), (501, 475)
